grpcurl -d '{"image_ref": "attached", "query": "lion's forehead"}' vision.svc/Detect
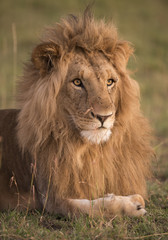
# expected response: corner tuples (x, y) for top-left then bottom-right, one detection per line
(67, 52), (116, 82)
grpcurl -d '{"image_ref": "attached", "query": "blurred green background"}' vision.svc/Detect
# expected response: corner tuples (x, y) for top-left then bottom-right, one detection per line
(0, 0), (168, 177)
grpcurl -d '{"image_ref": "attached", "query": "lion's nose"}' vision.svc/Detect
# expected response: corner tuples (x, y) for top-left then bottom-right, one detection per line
(91, 111), (113, 124)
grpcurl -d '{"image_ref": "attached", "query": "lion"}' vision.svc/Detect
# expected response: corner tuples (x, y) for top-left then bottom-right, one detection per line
(0, 9), (153, 217)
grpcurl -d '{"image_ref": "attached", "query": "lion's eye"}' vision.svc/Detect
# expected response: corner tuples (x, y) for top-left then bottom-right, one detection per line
(107, 79), (115, 87)
(72, 79), (83, 87)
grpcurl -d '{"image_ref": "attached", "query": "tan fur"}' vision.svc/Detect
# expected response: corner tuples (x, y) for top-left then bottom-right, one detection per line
(0, 9), (153, 217)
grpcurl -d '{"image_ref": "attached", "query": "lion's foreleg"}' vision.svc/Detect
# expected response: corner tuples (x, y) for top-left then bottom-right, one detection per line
(68, 194), (147, 217)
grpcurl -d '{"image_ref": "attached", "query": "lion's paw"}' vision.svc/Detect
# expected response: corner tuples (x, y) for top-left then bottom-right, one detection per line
(122, 194), (147, 217)
(103, 193), (147, 217)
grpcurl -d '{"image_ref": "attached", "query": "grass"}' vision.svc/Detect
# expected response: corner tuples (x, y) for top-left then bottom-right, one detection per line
(0, 181), (168, 240)
(0, 0), (168, 239)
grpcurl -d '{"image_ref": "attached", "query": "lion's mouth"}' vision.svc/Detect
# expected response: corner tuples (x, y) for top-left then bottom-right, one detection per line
(98, 126), (107, 129)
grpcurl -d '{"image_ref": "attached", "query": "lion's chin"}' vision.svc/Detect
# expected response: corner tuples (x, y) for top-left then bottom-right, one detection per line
(80, 128), (111, 144)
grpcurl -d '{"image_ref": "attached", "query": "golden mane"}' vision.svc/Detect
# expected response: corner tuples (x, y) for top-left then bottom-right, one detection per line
(17, 9), (134, 152)
(0, 9), (153, 216)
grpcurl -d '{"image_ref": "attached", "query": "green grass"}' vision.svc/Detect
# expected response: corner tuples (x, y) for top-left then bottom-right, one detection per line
(0, 0), (168, 239)
(0, 181), (167, 240)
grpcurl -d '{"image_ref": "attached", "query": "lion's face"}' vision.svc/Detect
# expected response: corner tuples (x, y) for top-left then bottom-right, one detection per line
(59, 50), (119, 144)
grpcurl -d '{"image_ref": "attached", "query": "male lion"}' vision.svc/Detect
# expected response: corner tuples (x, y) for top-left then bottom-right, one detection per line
(0, 10), (153, 217)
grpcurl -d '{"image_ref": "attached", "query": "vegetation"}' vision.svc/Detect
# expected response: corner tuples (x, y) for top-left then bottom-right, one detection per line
(0, 0), (168, 239)
(0, 180), (167, 240)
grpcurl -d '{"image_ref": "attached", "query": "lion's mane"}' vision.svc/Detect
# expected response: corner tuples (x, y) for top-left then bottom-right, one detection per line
(15, 10), (153, 206)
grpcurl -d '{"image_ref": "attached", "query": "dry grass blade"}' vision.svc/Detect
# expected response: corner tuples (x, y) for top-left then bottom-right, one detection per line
(123, 232), (168, 239)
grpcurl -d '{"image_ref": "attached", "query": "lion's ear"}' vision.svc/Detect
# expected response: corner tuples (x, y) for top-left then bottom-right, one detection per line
(114, 41), (134, 70)
(31, 42), (61, 76)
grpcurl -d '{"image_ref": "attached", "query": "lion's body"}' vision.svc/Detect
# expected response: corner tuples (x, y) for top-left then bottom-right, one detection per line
(0, 109), (41, 210)
(0, 10), (153, 217)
